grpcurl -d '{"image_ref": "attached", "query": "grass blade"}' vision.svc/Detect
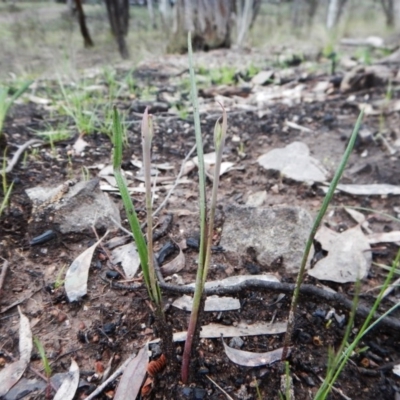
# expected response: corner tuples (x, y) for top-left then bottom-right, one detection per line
(112, 107), (153, 299)
(282, 109), (364, 360)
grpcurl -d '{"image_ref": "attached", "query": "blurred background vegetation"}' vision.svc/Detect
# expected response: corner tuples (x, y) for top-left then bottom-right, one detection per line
(0, 0), (398, 80)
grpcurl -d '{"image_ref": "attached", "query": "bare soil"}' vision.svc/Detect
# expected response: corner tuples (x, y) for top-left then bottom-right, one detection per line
(1, 50), (400, 400)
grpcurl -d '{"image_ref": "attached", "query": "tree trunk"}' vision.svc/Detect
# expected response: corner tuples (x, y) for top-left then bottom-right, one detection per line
(164, 0), (232, 53)
(326, 0), (348, 30)
(163, 0), (261, 53)
(236, 0), (262, 46)
(380, 0), (395, 27)
(74, 0), (94, 47)
(105, 0), (130, 59)
(147, 0), (156, 29)
(159, 0), (173, 32)
(291, 0), (319, 30)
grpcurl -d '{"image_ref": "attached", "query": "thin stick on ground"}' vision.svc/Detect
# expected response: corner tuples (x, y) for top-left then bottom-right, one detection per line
(100, 273), (400, 331)
(317, 376), (351, 400)
(5, 139), (44, 173)
(206, 375), (234, 400)
(83, 353), (137, 400)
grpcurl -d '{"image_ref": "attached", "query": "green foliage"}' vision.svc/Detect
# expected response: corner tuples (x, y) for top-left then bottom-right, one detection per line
(181, 33), (228, 384)
(197, 66), (237, 85)
(54, 265), (66, 290)
(0, 179), (13, 217)
(355, 47), (372, 65)
(247, 63), (261, 79)
(282, 110), (364, 360)
(33, 337), (52, 378)
(112, 107), (160, 304)
(315, 248), (400, 399)
(210, 66), (236, 85)
(33, 122), (71, 155)
(284, 361), (291, 400)
(59, 81), (99, 136)
(0, 80), (32, 135)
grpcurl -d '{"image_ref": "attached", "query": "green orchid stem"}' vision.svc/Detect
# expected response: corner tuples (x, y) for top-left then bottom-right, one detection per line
(181, 32), (228, 384)
(142, 107), (162, 304)
(281, 109), (364, 360)
(112, 106), (161, 305)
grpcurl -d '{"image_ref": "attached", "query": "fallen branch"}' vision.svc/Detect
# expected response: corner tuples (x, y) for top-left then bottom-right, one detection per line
(100, 273), (400, 332)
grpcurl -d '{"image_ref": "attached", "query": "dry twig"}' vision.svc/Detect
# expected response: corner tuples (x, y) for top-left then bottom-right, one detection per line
(5, 139), (44, 173)
(83, 353), (137, 400)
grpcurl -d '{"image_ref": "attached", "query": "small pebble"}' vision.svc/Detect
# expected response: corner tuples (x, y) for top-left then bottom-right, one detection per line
(229, 337), (244, 349)
(303, 375), (316, 387)
(245, 262), (260, 275)
(103, 323), (116, 335)
(198, 366), (209, 375)
(194, 387), (207, 399)
(181, 387), (192, 397)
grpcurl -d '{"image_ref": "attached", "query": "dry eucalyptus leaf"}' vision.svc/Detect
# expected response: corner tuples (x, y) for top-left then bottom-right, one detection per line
(169, 321), (287, 342)
(65, 231), (109, 302)
(257, 141), (328, 184)
(53, 359), (79, 400)
(334, 184), (400, 196)
(114, 344), (148, 400)
(367, 231), (400, 244)
(111, 242), (140, 279)
(72, 137), (89, 154)
(308, 226), (371, 283)
(222, 338), (286, 367)
(192, 152), (233, 179)
(344, 207), (371, 233)
(172, 295), (240, 312)
(382, 276), (400, 299)
(186, 274), (279, 289)
(99, 165), (114, 177)
(0, 308), (32, 397)
(160, 242), (185, 275)
(26, 94), (52, 105)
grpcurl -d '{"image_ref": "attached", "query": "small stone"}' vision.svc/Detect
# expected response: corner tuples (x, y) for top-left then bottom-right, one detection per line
(193, 387), (207, 400)
(245, 262), (260, 275)
(245, 190), (267, 207)
(198, 366), (209, 375)
(221, 205), (313, 274)
(181, 387), (192, 397)
(229, 337), (244, 349)
(236, 384), (252, 400)
(303, 375), (316, 387)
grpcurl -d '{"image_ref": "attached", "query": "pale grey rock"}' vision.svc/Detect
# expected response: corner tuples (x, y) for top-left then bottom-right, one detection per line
(257, 141), (328, 184)
(246, 190), (267, 207)
(26, 178), (120, 235)
(220, 205), (313, 274)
